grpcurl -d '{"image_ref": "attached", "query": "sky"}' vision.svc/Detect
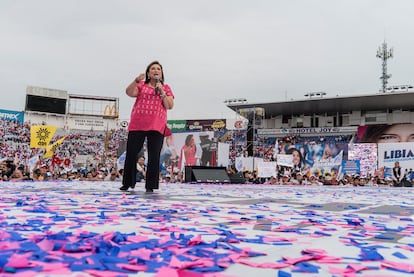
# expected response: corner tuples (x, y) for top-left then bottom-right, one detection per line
(1, 0), (414, 121)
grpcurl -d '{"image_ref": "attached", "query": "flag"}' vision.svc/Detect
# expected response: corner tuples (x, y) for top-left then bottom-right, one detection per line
(28, 155), (40, 173)
(179, 148), (186, 172)
(117, 151), (126, 170)
(43, 136), (66, 158)
(30, 125), (57, 148)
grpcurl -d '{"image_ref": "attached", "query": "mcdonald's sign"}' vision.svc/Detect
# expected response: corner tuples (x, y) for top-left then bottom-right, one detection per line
(103, 104), (118, 118)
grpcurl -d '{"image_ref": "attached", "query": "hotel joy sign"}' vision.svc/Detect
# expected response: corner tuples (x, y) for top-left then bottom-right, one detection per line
(257, 126), (358, 136)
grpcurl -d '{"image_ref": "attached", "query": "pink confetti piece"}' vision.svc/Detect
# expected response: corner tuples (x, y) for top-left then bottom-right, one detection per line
(237, 260), (290, 269)
(5, 253), (32, 268)
(381, 260), (414, 272)
(84, 269), (128, 277)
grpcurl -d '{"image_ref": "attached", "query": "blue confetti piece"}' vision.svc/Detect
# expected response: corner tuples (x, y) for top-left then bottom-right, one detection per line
(108, 245), (121, 256)
(100, 255), (129, 264)
(191, 265), (225, 273)
(313, 231), (331, 236)
(70, 263), (105, 271)
(68, 225), (82, 229)
(345, 219), (364, 226)
(278, 270), (292, 277)
(98, 211), (107, 219)
(392, 251), (408, 259)
(51, 241), (64, 251)
(111, 232), (127, 243)
(48, 231), (72, 240)
(348, 232), (366, 237)
(50, 215), (66, 221)
(72, 211), (95, 214)
(16, 199), (25, 206)
(79, 232), (100, 238)
(359, 248), (384, 261)
(63, 243), (85, 253)
(4, 267), (17, 273)
(273, 242), (293, 246)
(374, 234), (394, 240)
(19, 241), (40, 252)
(0, 255), (10, 269)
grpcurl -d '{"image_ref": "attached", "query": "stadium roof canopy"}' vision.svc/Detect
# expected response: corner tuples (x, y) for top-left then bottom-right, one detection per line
(225, 91), (414, 118)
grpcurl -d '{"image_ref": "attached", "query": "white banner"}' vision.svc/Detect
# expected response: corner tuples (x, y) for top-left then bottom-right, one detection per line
(257, 161), (277, 177)
(276, 154), (293, 167)
(235, 157), (253, 172)
(217, 142), (230, 167)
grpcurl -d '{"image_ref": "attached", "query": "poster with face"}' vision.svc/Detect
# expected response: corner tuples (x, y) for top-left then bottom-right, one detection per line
(160, 131), (215, 171)
(357, 123), (414, 143)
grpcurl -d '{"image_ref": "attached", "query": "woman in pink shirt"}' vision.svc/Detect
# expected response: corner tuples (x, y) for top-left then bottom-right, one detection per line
(178, 134), (198, 170)
(120, 61), (174, 192)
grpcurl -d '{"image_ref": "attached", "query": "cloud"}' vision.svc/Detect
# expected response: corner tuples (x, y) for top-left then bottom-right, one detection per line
(1, 0), (414, 120)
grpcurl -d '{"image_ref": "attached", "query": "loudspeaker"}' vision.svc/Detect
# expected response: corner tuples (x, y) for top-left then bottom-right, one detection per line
(184, 166), (230, 183)
(246, 125), (254, 156)
(229, 172), (245, 184)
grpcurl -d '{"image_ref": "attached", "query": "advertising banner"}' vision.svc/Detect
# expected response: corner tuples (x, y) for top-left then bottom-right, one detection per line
(378, 142), (414, 169)
(0, 109), (24, 124)
(348, 143), (377, 177)
(160, 131), (216, 171)
(167, 120), (187, 132)
(186, 119), (226, 131)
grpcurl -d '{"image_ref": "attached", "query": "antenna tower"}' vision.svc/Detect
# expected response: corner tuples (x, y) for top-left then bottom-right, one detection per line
(376, 41), (393, 93)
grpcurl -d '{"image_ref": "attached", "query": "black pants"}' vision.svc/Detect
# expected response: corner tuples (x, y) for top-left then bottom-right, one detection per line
(122, 130), (164, 190)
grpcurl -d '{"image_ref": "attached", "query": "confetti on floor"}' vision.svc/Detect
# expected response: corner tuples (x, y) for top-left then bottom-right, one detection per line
(0, 181), (414, 276)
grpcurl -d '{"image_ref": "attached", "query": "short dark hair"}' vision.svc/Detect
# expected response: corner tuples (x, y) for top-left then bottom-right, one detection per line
(145, 61), (164, 83)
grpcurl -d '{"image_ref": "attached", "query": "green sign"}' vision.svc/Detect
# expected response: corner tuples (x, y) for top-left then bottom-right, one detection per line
(167, 120), (187, 132)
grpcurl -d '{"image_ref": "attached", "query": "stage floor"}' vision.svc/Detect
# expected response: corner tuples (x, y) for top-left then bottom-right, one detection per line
(1, 181), (414, 276)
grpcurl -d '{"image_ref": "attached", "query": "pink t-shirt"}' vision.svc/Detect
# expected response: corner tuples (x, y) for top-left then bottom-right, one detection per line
(128, 81), (174, 134)
(178, 144), (197, 169)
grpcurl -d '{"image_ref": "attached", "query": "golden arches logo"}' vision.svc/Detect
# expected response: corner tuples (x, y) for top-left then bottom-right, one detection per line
(103, 104), (118, 117)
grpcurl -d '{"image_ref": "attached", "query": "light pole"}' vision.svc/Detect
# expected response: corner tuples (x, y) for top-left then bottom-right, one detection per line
(223, 98), (248, 106)
(376, 41), (393, 93)
(224, 98), (249, 163)
(304, 92), (326, 99)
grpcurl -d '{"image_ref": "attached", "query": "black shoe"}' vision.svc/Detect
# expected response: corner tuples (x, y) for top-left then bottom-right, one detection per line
(119, 185), (129, 191)
(145, 188), (154, 193)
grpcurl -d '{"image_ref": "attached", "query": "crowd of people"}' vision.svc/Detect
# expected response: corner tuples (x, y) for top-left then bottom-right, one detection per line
(1, 117), (414, 187)
(3, 153), (412, 187)
(229, 166), (414, 187)
(0, 118), (126, 182)
(0, 155), (184, 183)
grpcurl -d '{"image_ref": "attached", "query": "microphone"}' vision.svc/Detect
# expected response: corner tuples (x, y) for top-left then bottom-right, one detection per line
(154, 75), (160, 94)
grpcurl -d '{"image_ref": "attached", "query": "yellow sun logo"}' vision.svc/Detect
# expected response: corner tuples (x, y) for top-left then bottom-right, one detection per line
(51, 143), (59, 152)
(36, 128), (50, 142)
